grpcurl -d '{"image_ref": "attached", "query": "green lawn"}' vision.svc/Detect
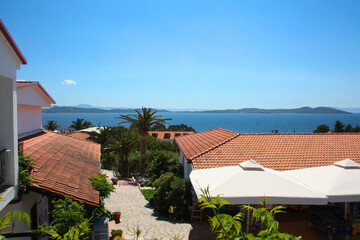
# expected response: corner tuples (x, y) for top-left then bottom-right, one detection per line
(140, 189), (155, 202)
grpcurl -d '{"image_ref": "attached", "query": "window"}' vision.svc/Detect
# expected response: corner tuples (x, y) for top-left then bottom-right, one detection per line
(175, 133), (181, 137)
(164, 133), (171, 139)
(151, 133), (158, 138)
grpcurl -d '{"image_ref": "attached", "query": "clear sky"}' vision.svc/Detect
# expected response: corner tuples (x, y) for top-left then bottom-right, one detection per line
(1, 0), (360, 109)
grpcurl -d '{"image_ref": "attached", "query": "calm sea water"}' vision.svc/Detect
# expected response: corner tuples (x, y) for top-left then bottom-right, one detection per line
(42, 112), (360, 133)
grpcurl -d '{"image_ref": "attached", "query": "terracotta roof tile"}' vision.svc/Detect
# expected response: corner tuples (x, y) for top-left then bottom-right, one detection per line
(67, 132), (91, 141)
(175, 128), (239, 160)
(188, 131), (360, 171)
(20, 131), (100, 206)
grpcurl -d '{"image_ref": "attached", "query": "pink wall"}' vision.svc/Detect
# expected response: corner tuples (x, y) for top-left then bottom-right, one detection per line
(17, 104), (42, 136)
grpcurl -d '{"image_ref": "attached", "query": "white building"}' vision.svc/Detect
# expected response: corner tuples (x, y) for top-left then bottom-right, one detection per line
(0, 18), (27, 211)
(17, 81), (55, 138)
(0, 19), (100, 239)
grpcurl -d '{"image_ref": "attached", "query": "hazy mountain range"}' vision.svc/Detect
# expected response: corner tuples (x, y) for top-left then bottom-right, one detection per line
(42, 105), (351, 114)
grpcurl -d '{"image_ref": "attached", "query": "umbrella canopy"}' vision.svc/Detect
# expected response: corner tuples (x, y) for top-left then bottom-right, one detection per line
(190, 159), (327, 205)
(284, 159), (360, 203)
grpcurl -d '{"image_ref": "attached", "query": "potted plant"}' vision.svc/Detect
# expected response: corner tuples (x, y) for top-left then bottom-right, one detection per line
(111, 177), (118, 185)
(111, 229), (123, 239)
(113, 211), (121, 223)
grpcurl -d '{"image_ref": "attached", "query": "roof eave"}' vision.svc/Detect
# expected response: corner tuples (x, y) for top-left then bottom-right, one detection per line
(0, 18), (27, 65)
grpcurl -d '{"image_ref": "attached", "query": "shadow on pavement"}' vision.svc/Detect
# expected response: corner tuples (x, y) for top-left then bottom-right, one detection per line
(188, 223), (216, 240)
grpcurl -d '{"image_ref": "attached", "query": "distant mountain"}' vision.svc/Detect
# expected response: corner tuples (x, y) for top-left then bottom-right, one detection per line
(195, 107), (350, 114)
(73, 104), (133, 110)
(332, 107), (360, 113)
(42, 106), (136, 113)
(42, 106), (350, 114)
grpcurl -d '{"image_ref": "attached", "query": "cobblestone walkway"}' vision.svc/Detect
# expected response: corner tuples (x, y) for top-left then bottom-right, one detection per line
(102, 170), (214, 240)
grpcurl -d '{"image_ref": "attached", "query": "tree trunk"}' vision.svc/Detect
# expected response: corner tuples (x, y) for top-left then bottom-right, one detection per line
(139, 132), (147, 173)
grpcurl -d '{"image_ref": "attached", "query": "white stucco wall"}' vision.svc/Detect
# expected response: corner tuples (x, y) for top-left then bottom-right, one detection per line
(0, 32), (21, 78)
(17, 104), (42, 137)
(0, 192), (48, 240)
(0, 30), (20, 211)
(179, 151), (193, 182)
(17, 86), (52, 107)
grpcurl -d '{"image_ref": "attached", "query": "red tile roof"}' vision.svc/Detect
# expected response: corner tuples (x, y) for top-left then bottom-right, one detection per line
(17, 81), (56, 104)
(187, 130), (360, 171)
(67, 132), (91, 141)
(148, 131), (195, 140)
(20, 131), (100, 206)
(175, 128), (239, 160)
(0, 18), (27, 64)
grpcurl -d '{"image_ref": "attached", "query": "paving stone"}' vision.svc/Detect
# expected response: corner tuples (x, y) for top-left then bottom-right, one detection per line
(102, 170), (215, 240)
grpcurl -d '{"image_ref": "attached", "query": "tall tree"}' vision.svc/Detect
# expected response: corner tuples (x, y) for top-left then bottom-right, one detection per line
(314, 124), (330, 133)
(44, 120), (59, 131)
(345, 124), (353, 132)
(333, 120), (345, 133)
(88, 126), (111, 150)
(118, 107), (171, 171)
(69, 118), (92, 130)
(353, 125), (360, 133)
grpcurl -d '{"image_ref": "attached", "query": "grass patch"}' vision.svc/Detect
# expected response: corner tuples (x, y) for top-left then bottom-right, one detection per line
(140, 189), (155, 202)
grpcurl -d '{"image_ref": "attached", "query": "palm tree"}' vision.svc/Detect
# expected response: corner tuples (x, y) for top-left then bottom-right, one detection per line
(69, 118), (92, 130)
(87, 126), (111, 149)
(118, 107), (171, 169)
(44, 120), (59, 131)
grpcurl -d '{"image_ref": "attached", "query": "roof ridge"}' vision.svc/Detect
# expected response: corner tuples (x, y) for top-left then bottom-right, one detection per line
(63, 132), (99, 145)
(17, 81), (56, 104)
(190, 132), (360, 161)
(189, 132), (240, 160)
(176, 127), (237, 139)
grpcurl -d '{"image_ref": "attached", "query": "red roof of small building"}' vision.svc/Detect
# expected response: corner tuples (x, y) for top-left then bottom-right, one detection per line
(20, 131), (100, 206)
(148, 131), (195, 140)
(0, 18), (27, 64)
(17, 81), (56, 104)
(67, 132), (91, 141)
(181, 129), (360, 171)
(175, 128), (239, 160)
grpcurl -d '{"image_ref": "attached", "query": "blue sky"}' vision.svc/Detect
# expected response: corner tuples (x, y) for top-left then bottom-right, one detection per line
(1, 0), (360, 109)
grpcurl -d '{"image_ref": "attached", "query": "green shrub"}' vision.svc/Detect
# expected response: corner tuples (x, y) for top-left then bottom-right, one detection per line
(140, 189), (156, 203)
(200, 188), (302, 240)
(89, 173), (114, 202)
(146, 136), (179, 152)
(152, 173), (190, 220)
(51, 197), (87, 235)
(92, 203), (112, 219)
(111, 229), (123, 235)
(37, 218), (91, 240)
(144, 151), (179, 182)
(18, 154), (35, 192)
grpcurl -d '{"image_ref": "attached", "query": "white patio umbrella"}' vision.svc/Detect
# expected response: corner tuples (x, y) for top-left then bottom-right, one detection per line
(190, 159), (328, 205)
(284, 159), (360, 203)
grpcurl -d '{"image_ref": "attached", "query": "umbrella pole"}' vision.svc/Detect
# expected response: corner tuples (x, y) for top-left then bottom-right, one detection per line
(246, 205), (250, 233)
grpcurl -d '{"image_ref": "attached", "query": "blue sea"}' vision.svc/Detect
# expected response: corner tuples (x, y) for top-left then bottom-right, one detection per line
(42, 112), (360, 133)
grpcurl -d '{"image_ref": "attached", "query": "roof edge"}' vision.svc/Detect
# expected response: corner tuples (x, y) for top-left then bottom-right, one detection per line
(0, 18), (27, 64)
(17, 81), (56, 104)
(33, 185), (99, 206)
(189, 132), (240, 161)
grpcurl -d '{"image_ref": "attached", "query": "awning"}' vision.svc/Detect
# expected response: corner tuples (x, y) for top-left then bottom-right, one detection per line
(284, 159), (360, 203)
(190, 159), (327, 205)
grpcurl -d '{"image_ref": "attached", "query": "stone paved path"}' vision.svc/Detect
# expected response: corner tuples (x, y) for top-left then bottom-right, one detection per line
(102, 170), (215, 240)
